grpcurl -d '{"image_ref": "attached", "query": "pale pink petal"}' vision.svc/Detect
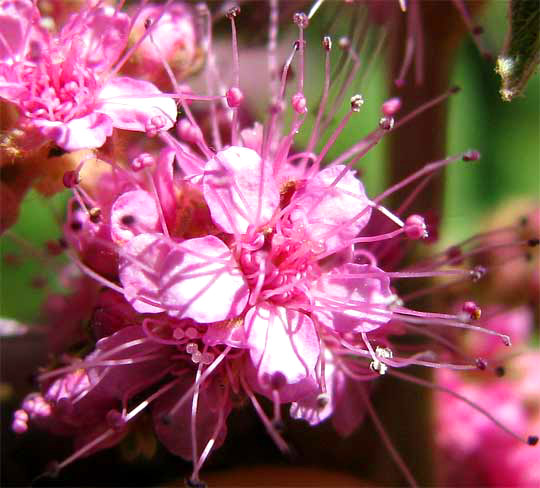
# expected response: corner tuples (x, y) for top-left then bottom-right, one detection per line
(118, 233), (171, 314)
(60, 6), (130, 71)
(33, 113), (113, 151)
(289, 351), (368, 434)
(313, 263), (392, 334)
(0, 0), (42, 60)
(133, 4), (196, 66)
(97, 76), (177, 132)
(290, 165), (372, 254)
(160, 236), (249, 323)
(244, 304), (319, 385)
(203, 146), (280, 234)
(110, 190), (160, 245)
(153, 374), (231, 460)
(331, 374), (369, 437)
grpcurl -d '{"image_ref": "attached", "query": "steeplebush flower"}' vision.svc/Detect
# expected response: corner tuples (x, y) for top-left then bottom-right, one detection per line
(6, 2), (538, 486)
(0, 0), (178, 151)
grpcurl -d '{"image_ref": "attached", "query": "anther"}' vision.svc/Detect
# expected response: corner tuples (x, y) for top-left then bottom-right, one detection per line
(405, 214), (428, 240)
(226, 87), (244, 108)
(89, 207), (101, 224)
(527, 238), (539, 247)
(186, 342), (198, 355)
(462, 150), (481, 162)
(226, 5), (240, 19)
(370, 346), (393, 375)
(527, 435), (539, 446)
(120, 215), (135, 226)
(63, 170), (80, 188)
(462, 301), (481, 321)
(291, 92), (307, 114)
(322, 36), (332, 51)
(495, 366), (506, 377)
(470, 265), (487, 282)
(475, 358), (488, 370)
(450, 85), (461, 94)
(350, 94), (364, 112)
(293, 12), (309, 29)
(379, 116), (394, 131)
(144, 17), (153, 29)
(316, 393), (330, 409)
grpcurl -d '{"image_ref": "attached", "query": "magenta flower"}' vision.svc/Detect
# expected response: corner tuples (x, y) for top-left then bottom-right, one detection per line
(0, 1), (177, 151)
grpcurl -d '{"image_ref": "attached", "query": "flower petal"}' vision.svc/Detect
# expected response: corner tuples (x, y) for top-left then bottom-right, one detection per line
(245, 304), (319, 385)
(98, 76), (177, 132)
(290, 165), (371, 254)
(203, 146), (280, 234)
(313, 263), (393, 334)
(110, 190), (160, 245)
(118, 233), (170, 314)
(160, 236), (249, 323)
(34, 113), (113, 151)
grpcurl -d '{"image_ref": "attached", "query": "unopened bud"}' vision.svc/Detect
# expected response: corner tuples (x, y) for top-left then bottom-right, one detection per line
(226, 87), (243, 108)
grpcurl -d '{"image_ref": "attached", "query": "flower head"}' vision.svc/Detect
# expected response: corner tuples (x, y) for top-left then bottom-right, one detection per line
(0, 1), (177, 151)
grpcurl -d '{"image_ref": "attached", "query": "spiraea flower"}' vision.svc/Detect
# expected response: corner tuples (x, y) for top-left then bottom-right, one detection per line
(0, 0), (178, 151)
(8, 2), (538, 487)
(435, 307), (540, 487)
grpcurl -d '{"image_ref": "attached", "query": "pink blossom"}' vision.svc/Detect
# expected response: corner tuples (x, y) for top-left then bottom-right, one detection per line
(0, 1), (177, 151)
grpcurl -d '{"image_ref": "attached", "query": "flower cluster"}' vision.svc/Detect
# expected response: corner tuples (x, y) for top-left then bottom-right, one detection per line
(3, 1), (538, 486)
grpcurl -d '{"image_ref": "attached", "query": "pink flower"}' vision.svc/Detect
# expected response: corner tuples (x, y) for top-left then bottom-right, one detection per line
(0, 1), (177, 151)
(11, 4), (537, 486)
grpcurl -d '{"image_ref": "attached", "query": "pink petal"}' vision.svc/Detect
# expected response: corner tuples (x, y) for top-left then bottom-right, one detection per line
(110, 190), (160, 245)
(290, 165), (372, 254)
(97, 76), (177, 132)
(314, 263), (393, 334)
(60, 6), (130, 71)
(0, 0), (42, 60)
(203, 146), (280, 234)
(153, 374), (231, 460)
(331, 375), (369, 437)
(160, 236), (249, 323)
(33, 113), (113, 151)
(118, 233), (170, 314)
(245, 304), (319, 385)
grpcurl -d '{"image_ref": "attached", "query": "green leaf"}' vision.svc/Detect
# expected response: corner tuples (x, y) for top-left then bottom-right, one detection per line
(496, 0), (540, 101)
